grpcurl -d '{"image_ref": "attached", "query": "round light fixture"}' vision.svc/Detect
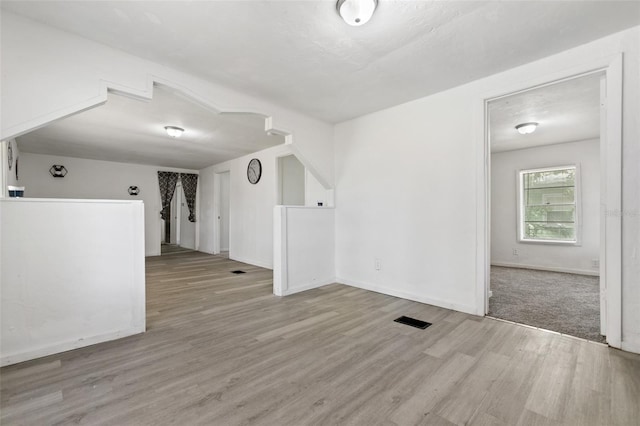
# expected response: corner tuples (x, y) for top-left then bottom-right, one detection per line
(515, 122), (538, 135)
(337, 0), (377, 26)
(164, 126), (184, 138)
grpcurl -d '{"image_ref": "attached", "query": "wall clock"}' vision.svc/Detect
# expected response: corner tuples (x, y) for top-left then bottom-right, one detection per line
(7, 142), (13, 170)
(247, 158), (262, 184)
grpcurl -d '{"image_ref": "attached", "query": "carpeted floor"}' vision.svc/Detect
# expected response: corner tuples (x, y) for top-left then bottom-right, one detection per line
(488, 266), (605, 343)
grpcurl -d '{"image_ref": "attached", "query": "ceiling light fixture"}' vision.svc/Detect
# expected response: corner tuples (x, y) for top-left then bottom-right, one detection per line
(337, 0), (377, 26)
(164, 126), (184, 138)
(515, 122), (538, 135)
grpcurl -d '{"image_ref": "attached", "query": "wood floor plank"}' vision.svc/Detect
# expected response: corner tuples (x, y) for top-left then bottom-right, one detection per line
(1, 250), (639, 425)
(524, 337), (579, 421)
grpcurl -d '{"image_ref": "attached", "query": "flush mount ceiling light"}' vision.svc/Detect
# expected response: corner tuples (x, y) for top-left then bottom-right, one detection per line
(337, 0), (377, 26)
(515, 122), (538, 135)
(164, 126), (184, 138)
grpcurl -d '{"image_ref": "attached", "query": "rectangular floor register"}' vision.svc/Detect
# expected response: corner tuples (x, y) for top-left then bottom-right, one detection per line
(394, 316), (432, 329)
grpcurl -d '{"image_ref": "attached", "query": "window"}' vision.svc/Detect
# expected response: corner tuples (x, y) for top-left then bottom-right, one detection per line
(518, 165), (579, 244)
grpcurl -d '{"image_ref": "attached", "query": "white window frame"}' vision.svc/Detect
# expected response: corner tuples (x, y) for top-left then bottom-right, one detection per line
(517, 164), (581, 245)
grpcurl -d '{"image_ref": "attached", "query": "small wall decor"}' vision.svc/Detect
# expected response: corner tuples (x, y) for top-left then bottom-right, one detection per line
(128, 186), (140, 196)
(49, 164), (67, 178)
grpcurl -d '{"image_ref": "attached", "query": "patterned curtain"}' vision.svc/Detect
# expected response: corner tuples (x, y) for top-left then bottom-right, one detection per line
(180, 173), (198, 222)
(158, 171), (179, 221)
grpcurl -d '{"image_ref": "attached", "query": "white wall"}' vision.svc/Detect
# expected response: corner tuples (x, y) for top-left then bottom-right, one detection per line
(305, 169), (332, 207)
(335, 27), (640, 351)
(199, 144), (333, 268)
(203, 144), (292, 268)
(18, 152), (199, 256)
(220, 171), (230, 251)
(177, 183), (197, 249)
(491, 139), (600, 275)
(274, 206), (335, 296)
(1, 139), (20, 196)
(279, 154), (305, 205)
(335, 91), (479, 314)
(198, 166), (216, 254)
(0, 198), (145, 366)
(0, 11), (334, 189)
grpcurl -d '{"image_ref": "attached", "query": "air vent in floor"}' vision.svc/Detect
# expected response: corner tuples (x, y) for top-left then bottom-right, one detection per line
(394, 316), (432, 329)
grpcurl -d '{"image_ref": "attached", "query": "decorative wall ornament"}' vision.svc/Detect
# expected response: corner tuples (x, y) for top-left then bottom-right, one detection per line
(128, 186), (140, 196)
(49, 164), (67, 178)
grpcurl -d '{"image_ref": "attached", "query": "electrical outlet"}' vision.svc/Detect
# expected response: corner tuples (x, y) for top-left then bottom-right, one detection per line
(591, 259), (600, 269)
(374, 258), (381, 271)
(512, 248), (519, 256)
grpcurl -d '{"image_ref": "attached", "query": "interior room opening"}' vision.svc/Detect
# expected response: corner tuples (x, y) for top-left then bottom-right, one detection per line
(486, 72), (605, 343)
(161, 180), (197, 255)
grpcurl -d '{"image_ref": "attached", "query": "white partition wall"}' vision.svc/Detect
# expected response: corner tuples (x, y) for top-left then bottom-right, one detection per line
(0, 198), (146, 366)
(274, 206), (335, 296)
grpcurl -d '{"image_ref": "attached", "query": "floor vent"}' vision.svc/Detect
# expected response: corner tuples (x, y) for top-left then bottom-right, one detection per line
(231, 270), (246, 274)
(394, 316), (432, 329)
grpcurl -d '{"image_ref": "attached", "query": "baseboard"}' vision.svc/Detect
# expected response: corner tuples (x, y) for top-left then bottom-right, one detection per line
(280, 277), (336, 296)
(229, 255), (273, 270)
(491, 262), (599, 276)
(336, 277), (478, 316)
(0, 326), (145, 367)
(622, 339), (640, 355)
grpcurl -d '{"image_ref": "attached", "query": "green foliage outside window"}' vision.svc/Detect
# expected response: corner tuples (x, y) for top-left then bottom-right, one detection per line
(521, 167), (577, 242)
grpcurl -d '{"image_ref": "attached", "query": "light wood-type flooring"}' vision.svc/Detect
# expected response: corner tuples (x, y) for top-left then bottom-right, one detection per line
(2, 251), (639, 425)
(160, 243), (194, 255)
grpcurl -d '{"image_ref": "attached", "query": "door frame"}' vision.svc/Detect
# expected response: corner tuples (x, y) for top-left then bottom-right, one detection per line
(213, 170), (231, 255)
(475, 54), (623, 348)
(174, 181), (182, 245)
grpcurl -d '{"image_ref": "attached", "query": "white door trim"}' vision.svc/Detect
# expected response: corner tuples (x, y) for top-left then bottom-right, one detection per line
(212, 170), (231, 255)
(475, 53), (623, 348)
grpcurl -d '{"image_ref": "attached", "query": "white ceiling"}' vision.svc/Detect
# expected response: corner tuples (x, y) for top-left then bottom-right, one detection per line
(17, 86), (285, 169)
(3, 1), (639, 123)
(489, 73), (601, 153)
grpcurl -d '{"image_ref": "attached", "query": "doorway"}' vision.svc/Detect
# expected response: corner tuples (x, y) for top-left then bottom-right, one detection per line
(219, 171), (230, 256)
(487, 73), (604, 342)
(480, 56), (624, 346)
(162, 180), (196, 255)
(277, 154), (305, 205)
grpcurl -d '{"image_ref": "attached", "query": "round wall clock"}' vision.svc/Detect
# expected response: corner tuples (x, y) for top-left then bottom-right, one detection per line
(7, 142), (13, 170)
(247, 158), (262, 184)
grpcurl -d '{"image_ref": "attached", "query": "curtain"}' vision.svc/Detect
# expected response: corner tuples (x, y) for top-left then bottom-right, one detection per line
(158, 171), (179, 221)
(180, 173), (198, 222)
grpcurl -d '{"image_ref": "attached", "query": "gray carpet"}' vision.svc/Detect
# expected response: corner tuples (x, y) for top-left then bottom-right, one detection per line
(488, 266), (605, 343)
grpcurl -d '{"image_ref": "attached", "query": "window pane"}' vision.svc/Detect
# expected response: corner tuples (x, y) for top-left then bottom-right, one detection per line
(524, 205), (575, 223)
(520, 166), (578, 243)
(523, 222), (576, 241)
(523, 187), (575, 205)
(524, 168), (575, 189)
